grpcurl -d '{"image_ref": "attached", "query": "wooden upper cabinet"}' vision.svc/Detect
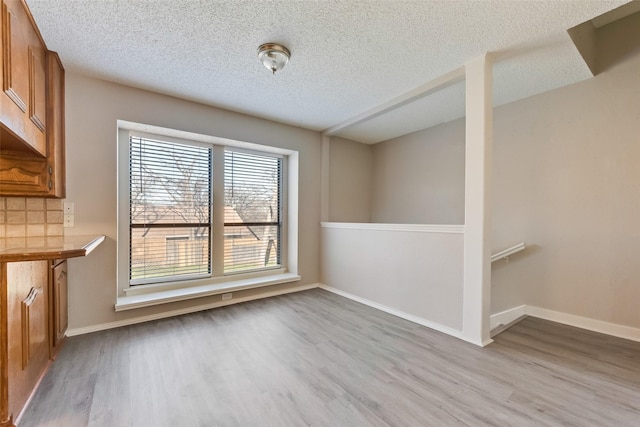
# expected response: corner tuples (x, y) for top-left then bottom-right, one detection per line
(45, 51), (65, 197)
(0, 0), (47, 157)
(0, 0), (65, 198)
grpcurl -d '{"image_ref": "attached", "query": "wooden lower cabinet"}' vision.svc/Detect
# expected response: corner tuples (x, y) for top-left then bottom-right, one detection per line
(1, 260), (58, 427)
(49, 260), (67, 355)
(0, 237), (102, 425)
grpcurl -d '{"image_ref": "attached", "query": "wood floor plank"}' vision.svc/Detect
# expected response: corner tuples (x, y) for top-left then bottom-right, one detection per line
(17, 289), (640, 426)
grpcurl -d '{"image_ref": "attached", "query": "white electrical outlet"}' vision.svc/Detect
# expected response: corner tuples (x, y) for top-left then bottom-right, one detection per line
(63, 214), (74, 228)
(221, 293), (232, 301)
(63, 201), (74, 215)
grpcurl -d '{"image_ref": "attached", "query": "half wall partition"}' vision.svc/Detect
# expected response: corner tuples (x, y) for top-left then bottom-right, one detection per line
(319, 55), (493, 346)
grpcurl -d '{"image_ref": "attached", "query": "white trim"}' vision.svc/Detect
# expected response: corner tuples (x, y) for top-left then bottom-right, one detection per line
(490, 305), (526, 330)
(119, 120), (297, 156)
(322, 66), (465, 136)
(68, 283), (319, 336)
(489, 304), (640, 343)
(74, 283), (640, 346)
(318, 284), (494, 346)
(83, 236), (106, 256)
(116, 122), (300, 298)
(212, 146), (225, 276)
(286, 150), (299, 275)
(115, 273), (301, 311)
(462, 53), (493, 346)
(320, 135), (330, 222)
(320, 222), (464, 234)
(526, 306), (640, 343)
(124, 267), (287, 296)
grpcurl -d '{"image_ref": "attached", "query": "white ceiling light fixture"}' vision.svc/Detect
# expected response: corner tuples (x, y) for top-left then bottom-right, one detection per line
(257, 43), (290, 75)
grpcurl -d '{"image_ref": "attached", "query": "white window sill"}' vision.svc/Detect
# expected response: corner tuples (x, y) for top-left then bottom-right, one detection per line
(115, 273), (301, 312)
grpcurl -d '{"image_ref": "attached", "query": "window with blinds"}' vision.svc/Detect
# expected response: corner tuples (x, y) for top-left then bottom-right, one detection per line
(224, 150), (282, 274)
(129, 136), (212, 284)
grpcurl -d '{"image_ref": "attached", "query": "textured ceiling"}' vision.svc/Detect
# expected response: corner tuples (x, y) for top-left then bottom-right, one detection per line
(27, 0), (629, 144)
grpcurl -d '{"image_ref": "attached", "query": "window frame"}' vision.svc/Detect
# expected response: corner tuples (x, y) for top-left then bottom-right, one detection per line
(222, 147), (284, 275)
(128, 135), (213, 285)
(117, 121), (298, 299)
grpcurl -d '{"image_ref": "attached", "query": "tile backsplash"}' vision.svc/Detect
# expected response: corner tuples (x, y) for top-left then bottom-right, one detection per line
(0, 197), (64, 238)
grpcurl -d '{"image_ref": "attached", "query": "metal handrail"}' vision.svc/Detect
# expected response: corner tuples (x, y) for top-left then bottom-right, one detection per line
(491, 242), (526, 263)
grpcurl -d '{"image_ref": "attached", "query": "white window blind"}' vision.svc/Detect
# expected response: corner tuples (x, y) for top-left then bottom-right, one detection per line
(129, 136), (212, 284)
(224, 150), (282, 274)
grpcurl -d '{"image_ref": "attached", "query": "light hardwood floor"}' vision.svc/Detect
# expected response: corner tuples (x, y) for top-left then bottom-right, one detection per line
(19, 289), (640, 426)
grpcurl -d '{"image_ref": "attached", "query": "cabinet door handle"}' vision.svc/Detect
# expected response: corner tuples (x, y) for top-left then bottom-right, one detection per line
(23, 287), (41, 306)
(21, 287), (43, 369)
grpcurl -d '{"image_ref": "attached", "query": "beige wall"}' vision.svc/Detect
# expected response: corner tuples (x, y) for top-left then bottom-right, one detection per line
(344, 50), (640, 330)
(370, 120), (465, 224)
(328, 136), (372, 222)
(63, 41), (640, 332)
(64, 73), (321, 330)
(321, 225), (464, 331)
(491, 51), (640, 328)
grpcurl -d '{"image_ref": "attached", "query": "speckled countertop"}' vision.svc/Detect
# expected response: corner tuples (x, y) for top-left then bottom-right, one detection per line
(0, 235), (105, 262)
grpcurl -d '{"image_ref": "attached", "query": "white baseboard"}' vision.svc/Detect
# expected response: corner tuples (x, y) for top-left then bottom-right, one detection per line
(490, 304), (640, 343)
(69, 283), (640, 345)
(526, 305), (640, 343)
(490, 305), (526, 330)
(67, 283), (319, 337)
(318, 284), (468, 342)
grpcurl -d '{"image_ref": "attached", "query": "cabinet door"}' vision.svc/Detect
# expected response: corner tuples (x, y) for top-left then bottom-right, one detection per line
(6, 260), (49, 421)
(50, 260), (67, 352)
(46, 51), (65, 198)
(0, 0), (47, 157)
(0, 152), (51, 196)
(0, 52), (64, 197)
